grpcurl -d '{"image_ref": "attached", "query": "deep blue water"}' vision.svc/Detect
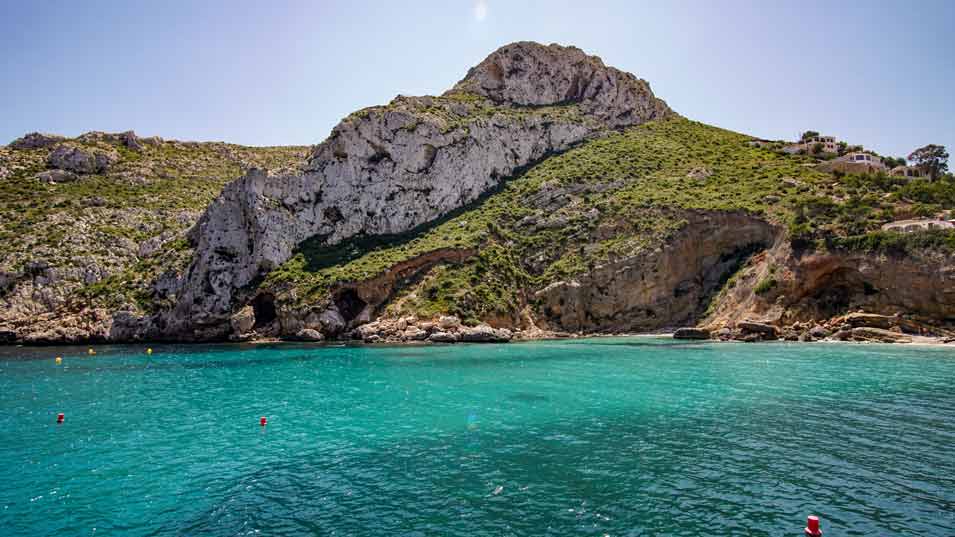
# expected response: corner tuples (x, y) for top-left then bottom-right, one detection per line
(1, 338), (953, 536)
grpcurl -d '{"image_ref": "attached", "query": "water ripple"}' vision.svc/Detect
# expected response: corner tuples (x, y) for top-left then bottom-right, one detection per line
(1, 339), (953, 536)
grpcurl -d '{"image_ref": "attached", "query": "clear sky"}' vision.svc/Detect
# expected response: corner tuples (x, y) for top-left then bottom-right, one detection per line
(2, 0), (953, 159)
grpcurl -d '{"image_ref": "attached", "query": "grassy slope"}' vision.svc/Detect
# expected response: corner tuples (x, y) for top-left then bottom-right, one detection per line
(265, 117), (955, 324)
(5, 117), (954, 328)
(263, 118), (854, 322)
(0, 136), (308, 311)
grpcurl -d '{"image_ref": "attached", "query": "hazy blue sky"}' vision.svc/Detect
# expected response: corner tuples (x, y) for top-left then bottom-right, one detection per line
(2, 1), (953, 159)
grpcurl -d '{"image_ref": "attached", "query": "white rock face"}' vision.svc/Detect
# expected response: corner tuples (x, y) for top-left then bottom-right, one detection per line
(9, 132), (67, 150)
(173, 41), (674, 335)
(48, 143), (119, 175)
(450, 41), (672, 128)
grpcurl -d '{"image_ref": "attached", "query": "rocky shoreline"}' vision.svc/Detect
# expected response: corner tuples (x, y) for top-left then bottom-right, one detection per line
(675, 312), (955, 345)
(253, 310), (955, 346)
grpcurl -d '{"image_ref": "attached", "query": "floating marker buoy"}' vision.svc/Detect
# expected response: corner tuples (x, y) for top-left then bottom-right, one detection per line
(805, 515), (822, 537)
(55, 356), (62, 365)
(87, 348), (95, 356)
(260, 416), (268, 426)
(56, 413), (65, 424)
(146, 348), (153, 355)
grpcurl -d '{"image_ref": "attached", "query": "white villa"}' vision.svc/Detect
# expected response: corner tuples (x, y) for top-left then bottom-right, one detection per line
(889, 165), (924, 178)
(802, 135), (838, 154)
(837, 151), (886, 170)
(881, 218), (955, 233)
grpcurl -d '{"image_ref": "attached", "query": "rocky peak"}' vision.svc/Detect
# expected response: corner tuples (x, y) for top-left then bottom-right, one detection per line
(449, 41), (674, 127)
(8, 132), (66, 150)
(169, 41), (676, 338)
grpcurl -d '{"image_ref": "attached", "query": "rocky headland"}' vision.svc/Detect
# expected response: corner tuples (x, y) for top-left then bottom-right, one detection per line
(2, 41), (953, 345)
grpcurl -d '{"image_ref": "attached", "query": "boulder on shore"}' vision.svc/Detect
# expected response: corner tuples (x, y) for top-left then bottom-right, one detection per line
(438, 315), (461, 330)
(844, 313), (895, 329)
(428, 331), (460, 343)
(737, 320), (778, 338)
(290, 328), (324, 342)
(808, 325), (830, 339)
(673, 327), (710, 340)
(848, 327), (912, 343)
(459, 324), (512, 343)
(230, 306), (255, 335)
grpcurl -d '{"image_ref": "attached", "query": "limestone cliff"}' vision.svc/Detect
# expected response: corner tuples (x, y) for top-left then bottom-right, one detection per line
(172, 42), (673, 338)
(2, 40), (954, 345)
(0, 132), (307, 343)
(703, 239), (955, 336)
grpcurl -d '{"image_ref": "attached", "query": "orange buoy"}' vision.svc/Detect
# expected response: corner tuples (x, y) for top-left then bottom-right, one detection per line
(805, 515), (822, 537)
(260, 416), (268, 426)
(87, 348), (95, 356)
(56, 413), (65, 424)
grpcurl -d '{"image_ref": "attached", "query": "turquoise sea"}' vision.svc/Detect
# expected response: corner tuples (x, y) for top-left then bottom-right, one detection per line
(1, 338), (953, 536)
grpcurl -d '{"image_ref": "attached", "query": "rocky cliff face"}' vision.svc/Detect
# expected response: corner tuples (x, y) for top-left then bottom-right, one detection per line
(172, 42), (674, 338)
(3, 41), (954, 345)
(0, 131), (307, 343)
(450, 41), (671, 128)
(704, 239), (955, 332)
(533, 212), (777, 333)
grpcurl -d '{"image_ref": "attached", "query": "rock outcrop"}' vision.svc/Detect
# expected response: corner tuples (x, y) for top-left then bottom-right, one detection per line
(48, 143), (119, 175)
(704, 239), (955, 333)
(173, 41), (674, 338)
(8, 132), (67, 150)
(4, 42), (953, 347)
(354, 315), (513, 344)
(834, 327), (913, 343)
(534, 212), (776, 333)
(0, 129), (310, 345)
(701, 236), (955, 343)
(449, 41), (671, 128)
(673, 327), (711, 340)
(36, 169), (79, 183)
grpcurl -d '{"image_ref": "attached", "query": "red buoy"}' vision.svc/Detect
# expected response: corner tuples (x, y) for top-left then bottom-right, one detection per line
(56, 413), (65, 424)
(260, 416), (267, 426)
(805, 515), (822, 536)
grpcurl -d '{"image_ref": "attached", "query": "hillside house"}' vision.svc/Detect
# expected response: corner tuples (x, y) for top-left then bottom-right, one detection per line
(889, 165), (924, 178)
(839, 152), (884, 167)
(817, 150), (887, 174)
(832, 151), (886, 172)
(803, 135), (837, 154)
(881, 218), (955, 233)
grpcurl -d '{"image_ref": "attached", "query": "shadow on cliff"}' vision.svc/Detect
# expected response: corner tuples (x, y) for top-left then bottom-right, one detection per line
(294, 145), (588, 274)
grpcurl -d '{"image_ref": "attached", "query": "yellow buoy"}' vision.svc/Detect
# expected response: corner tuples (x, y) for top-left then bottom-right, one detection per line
(146, 348), (153, 355)
(87, 348), (95, 356)
(55, 356), (62, 365)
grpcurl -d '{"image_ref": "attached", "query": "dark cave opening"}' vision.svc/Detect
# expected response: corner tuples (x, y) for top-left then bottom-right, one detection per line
(809, 268), (877, 318)
(334, 288), (367, 323)
(252, 293), (277, 329)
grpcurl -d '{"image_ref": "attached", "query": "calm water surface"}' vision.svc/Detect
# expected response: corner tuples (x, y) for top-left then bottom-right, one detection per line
(1, 338), (953, 536)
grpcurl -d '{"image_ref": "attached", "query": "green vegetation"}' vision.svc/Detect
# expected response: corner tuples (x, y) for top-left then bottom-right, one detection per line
(827, 229), (955, 255)
(7, 115), (952, 326)
(342, 92), (594, 135)
(787, 170), (955, 243)
(907, 144), (949, 181)
(264, 118), (849, 320)
(0, 135), (308, 312)
(267, 119), (955, 324)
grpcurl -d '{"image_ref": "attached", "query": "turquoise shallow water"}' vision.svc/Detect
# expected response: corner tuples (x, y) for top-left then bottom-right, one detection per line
(1, 338), (954, 536)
